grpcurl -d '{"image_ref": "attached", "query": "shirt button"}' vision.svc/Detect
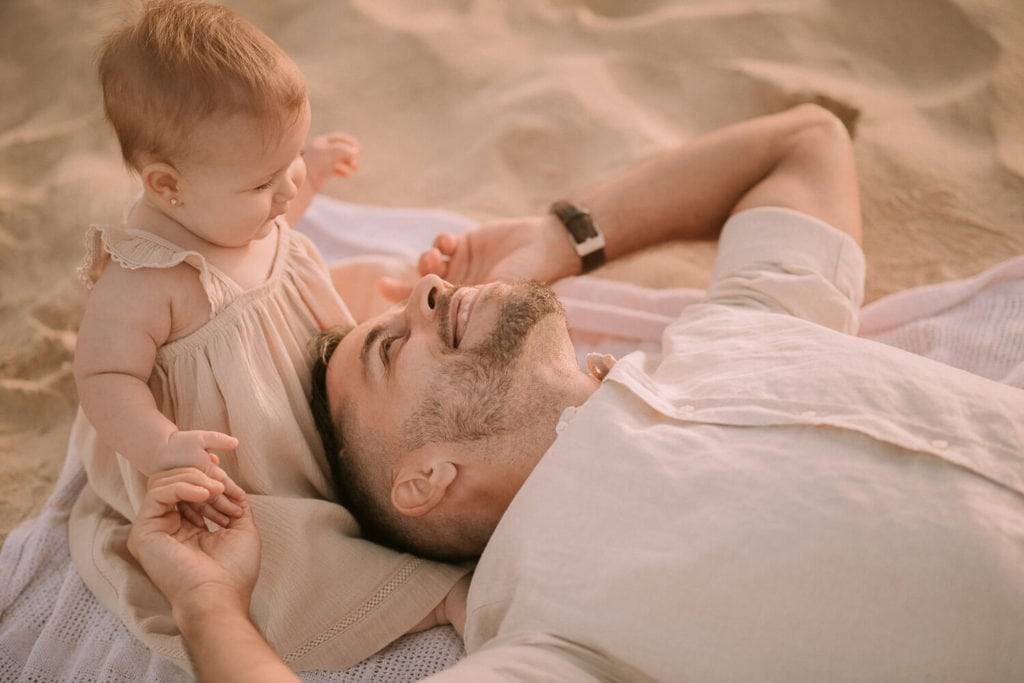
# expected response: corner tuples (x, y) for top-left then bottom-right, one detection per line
(801, 410), (817, 418)
(931, 439), (949, 449)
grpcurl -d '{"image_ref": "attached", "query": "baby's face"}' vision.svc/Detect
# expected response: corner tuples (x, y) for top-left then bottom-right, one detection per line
(172, 101), (311, 247)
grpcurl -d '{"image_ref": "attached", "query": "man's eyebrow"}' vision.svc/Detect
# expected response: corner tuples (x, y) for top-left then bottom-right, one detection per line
(360, 323), (386, 381)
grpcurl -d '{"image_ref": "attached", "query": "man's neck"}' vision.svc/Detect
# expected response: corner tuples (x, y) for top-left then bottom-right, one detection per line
(516, 364), (600, 467)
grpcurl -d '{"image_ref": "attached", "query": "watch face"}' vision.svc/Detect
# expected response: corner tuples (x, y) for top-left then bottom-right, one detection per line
(569, 219), (591, 243)
(552, 201), (598, 243)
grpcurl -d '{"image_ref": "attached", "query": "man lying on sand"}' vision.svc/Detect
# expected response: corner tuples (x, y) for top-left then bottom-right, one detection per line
(126, 103), (1024, 680)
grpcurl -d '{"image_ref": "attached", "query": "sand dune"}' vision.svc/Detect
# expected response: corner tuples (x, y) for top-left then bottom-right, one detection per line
(2, 0), (1023, 542)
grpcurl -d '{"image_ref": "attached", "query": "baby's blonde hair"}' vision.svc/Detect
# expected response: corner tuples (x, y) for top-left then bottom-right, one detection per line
(97, 0), (307, 172)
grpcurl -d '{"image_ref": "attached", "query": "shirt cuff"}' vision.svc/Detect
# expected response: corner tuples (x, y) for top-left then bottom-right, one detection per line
(712, 206), (865, 308)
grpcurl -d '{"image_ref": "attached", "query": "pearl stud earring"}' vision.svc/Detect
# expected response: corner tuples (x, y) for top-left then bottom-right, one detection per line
(170, 197), (180, 206)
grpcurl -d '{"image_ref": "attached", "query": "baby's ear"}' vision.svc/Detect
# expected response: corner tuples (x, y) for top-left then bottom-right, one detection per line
(141, 161), (182, 203)
(390, 459), (457, 518)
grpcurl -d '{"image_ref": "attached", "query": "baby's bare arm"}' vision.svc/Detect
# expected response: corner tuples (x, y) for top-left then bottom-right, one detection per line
(74, 264), (177, 473)
(74, 264), (246, 524)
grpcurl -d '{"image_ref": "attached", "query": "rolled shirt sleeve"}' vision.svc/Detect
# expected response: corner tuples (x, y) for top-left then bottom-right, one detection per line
(706, 206), (866, 334)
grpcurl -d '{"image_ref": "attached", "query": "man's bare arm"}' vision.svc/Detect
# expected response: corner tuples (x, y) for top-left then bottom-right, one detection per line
(577, 102), (861, 266)
(406, 103), (861, 291)
(178, 599), (300, 683)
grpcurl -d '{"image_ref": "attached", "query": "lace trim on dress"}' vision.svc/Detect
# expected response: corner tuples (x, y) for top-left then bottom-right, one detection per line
(77, 225), (234, 317)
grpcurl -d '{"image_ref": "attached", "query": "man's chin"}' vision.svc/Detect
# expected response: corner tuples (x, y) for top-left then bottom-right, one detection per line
(472, 281), (565, 364)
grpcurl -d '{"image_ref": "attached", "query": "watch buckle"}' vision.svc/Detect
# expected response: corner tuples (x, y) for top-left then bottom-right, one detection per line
(576, 232), (605, 257)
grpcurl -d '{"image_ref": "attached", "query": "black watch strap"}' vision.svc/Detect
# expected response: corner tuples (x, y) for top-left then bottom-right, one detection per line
(549, 200), (606, 274)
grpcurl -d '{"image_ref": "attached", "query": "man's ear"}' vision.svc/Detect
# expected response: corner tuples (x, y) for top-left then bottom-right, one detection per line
(140, 160), (183, 204)
(390, 458), (457, 518)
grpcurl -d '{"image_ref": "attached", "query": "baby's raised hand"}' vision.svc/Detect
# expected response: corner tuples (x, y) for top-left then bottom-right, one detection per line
(303, 132), (360, 192)
(155, 430), (246, 529)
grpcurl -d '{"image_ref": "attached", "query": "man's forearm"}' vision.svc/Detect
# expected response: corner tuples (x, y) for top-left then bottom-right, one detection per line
(574, 103), (842, 267)
(178, 601), (299, 682)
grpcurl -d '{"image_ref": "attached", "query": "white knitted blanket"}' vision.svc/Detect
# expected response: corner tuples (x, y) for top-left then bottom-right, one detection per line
(2, 198), (1021, 681)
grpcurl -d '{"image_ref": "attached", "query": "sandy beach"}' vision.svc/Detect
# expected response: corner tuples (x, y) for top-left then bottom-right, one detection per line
(1, 0), (1023, 544)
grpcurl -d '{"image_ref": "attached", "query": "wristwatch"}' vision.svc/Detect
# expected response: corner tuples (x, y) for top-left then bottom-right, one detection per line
(549, 200), (606, 274)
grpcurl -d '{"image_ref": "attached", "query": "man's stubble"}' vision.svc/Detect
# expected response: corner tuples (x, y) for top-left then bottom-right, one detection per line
(402, 282), (564, 451)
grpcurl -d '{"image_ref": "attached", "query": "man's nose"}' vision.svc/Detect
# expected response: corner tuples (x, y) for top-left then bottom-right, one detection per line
(409, 274), (449, 327)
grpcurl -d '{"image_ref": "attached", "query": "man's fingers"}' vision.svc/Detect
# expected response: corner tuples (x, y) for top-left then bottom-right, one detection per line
(226, 500), (258, 533)
(418, 248), (448, 277)
(200, 504), (231, 528)
(209, 491), (244, 518)
(207, 466), (246, 503)
(199, 431), (239, 452)
(179, 502), (208, 529)
(432, 233), (458, 256)
(221, 477), (247, 504)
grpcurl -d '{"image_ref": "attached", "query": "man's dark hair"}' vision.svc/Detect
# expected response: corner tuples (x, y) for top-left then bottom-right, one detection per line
(307, 327), (485, 563)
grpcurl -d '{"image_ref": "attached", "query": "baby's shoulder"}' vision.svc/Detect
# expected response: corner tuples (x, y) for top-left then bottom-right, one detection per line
(91, 255), (196, 297)
(88, 259), (210, 334)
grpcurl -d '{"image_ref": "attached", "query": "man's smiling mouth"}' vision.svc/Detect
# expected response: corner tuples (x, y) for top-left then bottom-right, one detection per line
(451, 288), (479, 348)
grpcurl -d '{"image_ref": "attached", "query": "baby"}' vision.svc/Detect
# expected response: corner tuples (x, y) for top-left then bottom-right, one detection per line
(75, 10), (358, 526)
(68, 0), (469, 671)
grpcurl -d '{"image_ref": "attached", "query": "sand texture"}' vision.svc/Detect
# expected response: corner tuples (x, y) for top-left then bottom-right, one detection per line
(2, 0), (1023, 544)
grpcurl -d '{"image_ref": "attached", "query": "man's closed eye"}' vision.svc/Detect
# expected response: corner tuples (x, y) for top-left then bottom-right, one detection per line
(380, 334), (405, 374)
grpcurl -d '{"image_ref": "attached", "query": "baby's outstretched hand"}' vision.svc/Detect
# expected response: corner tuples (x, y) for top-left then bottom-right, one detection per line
(303, 132), (360, 192)
(155, 430), (246, 529)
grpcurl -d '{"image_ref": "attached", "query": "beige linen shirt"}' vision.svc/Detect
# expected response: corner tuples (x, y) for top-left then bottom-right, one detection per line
(430, 207), (1024, 682)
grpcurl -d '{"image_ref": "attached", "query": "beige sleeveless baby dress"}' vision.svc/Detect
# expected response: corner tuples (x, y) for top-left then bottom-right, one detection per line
(67, 218), (467, 673)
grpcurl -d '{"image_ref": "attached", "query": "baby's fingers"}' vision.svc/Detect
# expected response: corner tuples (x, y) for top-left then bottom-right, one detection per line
(198, 431), (239, 453)
(326, 132), (360, 149)
(333, 159), (358, 178)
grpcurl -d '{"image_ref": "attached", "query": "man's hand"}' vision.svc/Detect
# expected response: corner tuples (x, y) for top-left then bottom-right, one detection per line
(127, 467), (260, 619)
(303, 132), (360, 192)
(379, 214), (579, 302)
(154, 430), (246, 529)
(129, 469), (304, 683)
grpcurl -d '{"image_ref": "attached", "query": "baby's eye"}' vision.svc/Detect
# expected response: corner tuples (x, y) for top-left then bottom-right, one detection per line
(253, 179), (274, 191)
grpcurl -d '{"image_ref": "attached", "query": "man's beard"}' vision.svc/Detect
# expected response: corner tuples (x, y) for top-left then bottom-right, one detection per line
(402, 281), (564, 450)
